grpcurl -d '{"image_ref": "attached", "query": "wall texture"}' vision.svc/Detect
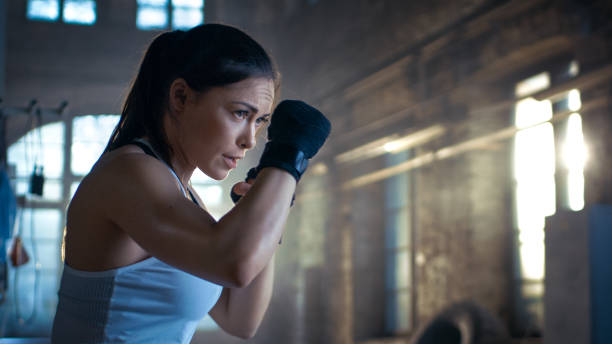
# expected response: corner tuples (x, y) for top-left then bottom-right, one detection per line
(205, 0), (612, 343)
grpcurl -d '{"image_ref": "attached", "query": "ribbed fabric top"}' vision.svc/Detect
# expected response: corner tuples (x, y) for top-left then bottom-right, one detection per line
(51, 139), (223, 343)
(52, 257), (223, 343)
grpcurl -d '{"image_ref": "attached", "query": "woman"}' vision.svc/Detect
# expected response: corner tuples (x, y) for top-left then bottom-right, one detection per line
(51, 24), (330, 343)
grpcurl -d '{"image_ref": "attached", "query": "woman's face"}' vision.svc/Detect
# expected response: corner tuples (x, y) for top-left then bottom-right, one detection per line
(173, 77), (275, 180)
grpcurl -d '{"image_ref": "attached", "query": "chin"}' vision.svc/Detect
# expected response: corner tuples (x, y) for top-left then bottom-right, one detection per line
(204, 169), (229, 181)
(212, 173), (228, 181)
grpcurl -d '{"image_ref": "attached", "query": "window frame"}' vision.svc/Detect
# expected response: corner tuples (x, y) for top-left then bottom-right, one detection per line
(136, 0), (205, 31)
(27, 0), (97, 25)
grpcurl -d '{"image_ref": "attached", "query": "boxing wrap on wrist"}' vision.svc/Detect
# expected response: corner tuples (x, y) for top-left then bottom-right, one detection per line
(257, 142), (309, 181)
(260, 100), (331, 182)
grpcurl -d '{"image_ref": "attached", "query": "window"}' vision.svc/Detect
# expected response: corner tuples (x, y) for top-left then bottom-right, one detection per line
(562, 89), (586, 211)
(384, 151), (413, 335)
(171, 0), (204, 30)
(27, 0), (60, 21)
(136, 0), (204, 31)
(136, 0), (169, 30)
(5, 115), (119, 336)
(71, 115), (120, 176)
(512, 61), (586, 332)
(27, 0), (96, 25)
(5, 122), (65, 336)
(62, 0), (96, 25)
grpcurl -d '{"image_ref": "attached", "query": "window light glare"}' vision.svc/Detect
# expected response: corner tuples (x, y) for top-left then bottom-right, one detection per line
(522, 283), (544, 298)
(568, 61), (580, 78)
(515, 182), (551, 230)
(514, 87), (555, 284)
(519, 237), (545, 280)
(568, 89), (582, 112)
(138, 0), (168, 5)
(564, 113), (586, 212)
(311, 162), (329, 176)
(515, 98), (553, 128)
(172, 7), (203, 29)
(383, 141), (403, 153)
(137, 6), (168, 29)
(71, 115), (120, 175)
(172, 0), (203, 7)
(564, 114), (587, 168)
(27, 0), (60, 21)
(63, 0), (96, 25)
(515, 72), (550, 98)
(568, 170), (585, 211)
(513, 123), (556, 180)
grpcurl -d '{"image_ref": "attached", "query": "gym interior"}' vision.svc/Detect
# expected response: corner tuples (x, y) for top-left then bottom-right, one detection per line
(1, 0), (611, 343)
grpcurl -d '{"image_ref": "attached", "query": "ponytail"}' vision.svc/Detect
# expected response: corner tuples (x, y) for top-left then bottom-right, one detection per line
(105, 30), (185, 164)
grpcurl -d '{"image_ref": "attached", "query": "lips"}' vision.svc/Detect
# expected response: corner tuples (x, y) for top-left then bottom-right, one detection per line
(223, 155), (240, 169)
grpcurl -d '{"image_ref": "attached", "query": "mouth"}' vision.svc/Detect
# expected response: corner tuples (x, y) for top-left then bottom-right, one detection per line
(222, 155), (241, 169)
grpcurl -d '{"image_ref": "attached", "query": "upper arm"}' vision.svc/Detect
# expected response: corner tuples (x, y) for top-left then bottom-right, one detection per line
(98, 154), (240, 286)
(209, 287), (230, 326)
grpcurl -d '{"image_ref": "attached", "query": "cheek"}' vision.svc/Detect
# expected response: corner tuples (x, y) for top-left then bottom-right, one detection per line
(194, 116), (235, 153)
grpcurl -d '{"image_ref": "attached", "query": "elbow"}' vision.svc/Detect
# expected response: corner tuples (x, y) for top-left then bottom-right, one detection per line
(233, 327), (258, 340)
(227, 257), (259, 288)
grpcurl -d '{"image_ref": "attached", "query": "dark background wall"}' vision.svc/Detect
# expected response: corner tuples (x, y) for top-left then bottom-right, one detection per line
(204, 1), (612, 343)
(2, 0), (612, 343)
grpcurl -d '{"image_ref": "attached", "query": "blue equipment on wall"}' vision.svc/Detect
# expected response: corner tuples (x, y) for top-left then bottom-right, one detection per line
(0, 168), (18, 303)
(590, 205), (612, 344)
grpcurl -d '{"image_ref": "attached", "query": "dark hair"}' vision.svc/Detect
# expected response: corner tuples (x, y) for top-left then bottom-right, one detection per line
(104, 23), (279, 164)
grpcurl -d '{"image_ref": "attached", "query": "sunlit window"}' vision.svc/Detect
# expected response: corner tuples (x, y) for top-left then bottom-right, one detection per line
(27, 0), (96, 25)
(515, 72), (550, 98)
(513, 72), (554, 331)
(384, 151), (412, 334)
(27, 0), (60, 21)
(62, 0), (96, 25)
(512, 64), (586, 332)
(6, 122), (65, 336)
(137, 0), (169, 30)
(8, 122), (64, 201)
(563, 90), (586, 211)
(171, 0), (204, 30)
(71, 115), (120, 175)
(137, 0), (204, 30)
(514, 75), (554, 282)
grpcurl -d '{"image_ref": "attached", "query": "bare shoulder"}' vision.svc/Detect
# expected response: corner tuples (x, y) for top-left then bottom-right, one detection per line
(73, 148), (176, 212)
(65, 145), (187, 270)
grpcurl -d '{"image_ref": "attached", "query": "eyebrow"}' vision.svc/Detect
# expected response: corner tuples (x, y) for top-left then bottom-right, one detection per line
(232, 101), (259, 113)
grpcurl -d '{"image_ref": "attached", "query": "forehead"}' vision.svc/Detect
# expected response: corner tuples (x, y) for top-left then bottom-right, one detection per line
(219, 77), (275, 111)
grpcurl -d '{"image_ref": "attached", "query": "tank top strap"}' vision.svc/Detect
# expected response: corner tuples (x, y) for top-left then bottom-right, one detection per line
(131, 138), (200, 207)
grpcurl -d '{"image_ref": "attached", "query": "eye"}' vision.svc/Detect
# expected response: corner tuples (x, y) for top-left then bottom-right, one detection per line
(255, 116), (270, 125)
(234, 110), (249, 119)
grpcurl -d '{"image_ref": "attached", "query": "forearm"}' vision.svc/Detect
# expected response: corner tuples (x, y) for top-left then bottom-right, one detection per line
(223, 254), (276, 338)
(215, 168), (294, 278)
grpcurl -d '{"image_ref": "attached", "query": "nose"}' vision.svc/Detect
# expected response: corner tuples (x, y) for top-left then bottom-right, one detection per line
(238, 122), (256, 150)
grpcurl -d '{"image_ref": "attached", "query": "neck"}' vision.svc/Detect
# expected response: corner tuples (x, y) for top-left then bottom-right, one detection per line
(144, 131), (194, 187)
(168, 151), (195, 187)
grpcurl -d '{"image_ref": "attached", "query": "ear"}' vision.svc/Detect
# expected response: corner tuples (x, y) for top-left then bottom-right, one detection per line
(168, 78), (191, 114)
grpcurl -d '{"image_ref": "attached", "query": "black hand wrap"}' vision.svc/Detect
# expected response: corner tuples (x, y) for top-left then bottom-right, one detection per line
(257, 100), (331, 181)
